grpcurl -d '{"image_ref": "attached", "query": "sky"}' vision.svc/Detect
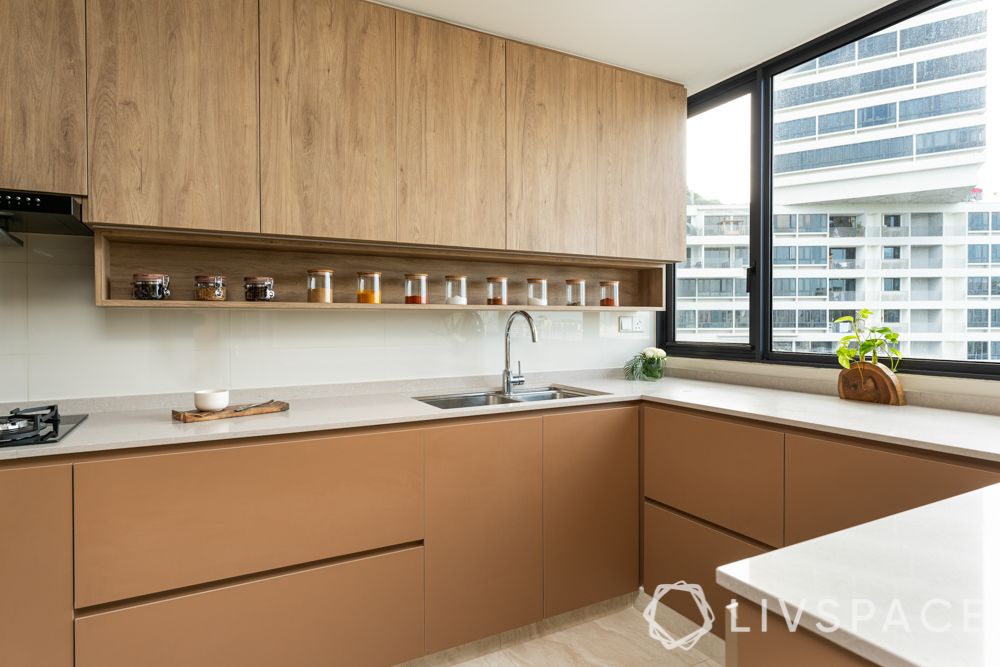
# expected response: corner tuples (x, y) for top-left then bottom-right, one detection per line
(686, 94), (752, 206)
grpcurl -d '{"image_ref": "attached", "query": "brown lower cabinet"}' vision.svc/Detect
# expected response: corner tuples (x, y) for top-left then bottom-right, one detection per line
(425, 416), (544, 653)
(0, 465), (73, 667)
(75, 546), (424, 667)
(643, 502), (766, 636)
(543, 406), (639, 617)
(785, 433), (1000, 544)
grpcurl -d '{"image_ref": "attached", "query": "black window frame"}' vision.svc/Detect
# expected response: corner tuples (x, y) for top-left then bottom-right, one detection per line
(659, 0), (1000, 380)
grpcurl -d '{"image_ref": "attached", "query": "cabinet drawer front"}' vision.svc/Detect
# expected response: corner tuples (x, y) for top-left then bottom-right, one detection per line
(543, 406), (639, 617)
(75, 429), (423, 607)
(76, 546), (424, 667)
(643, 406), (784, 546)
(643, 502), (766, 636)
(786, 434), (1000, 544)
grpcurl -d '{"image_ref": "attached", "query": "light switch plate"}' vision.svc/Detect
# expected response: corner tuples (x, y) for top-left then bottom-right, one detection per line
(618, 316), (634, 333)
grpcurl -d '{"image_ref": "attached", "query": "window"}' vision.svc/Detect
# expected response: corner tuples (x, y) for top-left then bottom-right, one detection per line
(699, 310), (734, 328)
(698, 278), (734, 298)
(668, 0), (1000, 375)
(676, 310), (696, 329)
(704, 247), (732, 268)
(677, 279), (697, 298)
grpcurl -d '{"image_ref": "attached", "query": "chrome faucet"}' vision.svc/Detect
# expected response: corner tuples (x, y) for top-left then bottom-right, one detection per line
(503, 310), (539, 395)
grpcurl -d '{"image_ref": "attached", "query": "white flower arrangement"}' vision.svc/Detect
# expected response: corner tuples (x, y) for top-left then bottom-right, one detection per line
(625, 347), (667, 381)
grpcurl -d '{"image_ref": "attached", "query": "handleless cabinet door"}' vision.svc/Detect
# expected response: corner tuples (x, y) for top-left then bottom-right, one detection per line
(786, 434), (1000, 544)
(543, 406), (639, 617)
(597, 67), (686, 261)
(507, 43), (598, 256)
(87, 0), (259, 231)
(76, 547), (424, 667)
(0, 0), (86, 194)
(397, 13), (506, 249)
(261, 0), (396, 241)
(0, 465), (73, 667)
(425, 416), (543, 653)
(74, 429), (423, 607)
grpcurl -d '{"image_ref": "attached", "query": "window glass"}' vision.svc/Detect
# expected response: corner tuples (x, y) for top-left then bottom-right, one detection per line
(769, 0), (995, 363)
(677, 93), (751, 344)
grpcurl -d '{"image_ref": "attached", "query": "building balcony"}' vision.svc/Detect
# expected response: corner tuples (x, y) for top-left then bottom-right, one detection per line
(829, 259), (863, 269)
(911, 290), (943, 301)
(829, 290), (862, 302)
(880, 291), (910, 301)
(829, 226), (866, 238)
(910, 258), (943, 269)
(880, 226), (910, 238)
(881, 259), (908, 269)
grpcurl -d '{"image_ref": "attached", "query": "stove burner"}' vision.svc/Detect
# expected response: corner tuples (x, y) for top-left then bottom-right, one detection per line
(0, 418), (30, 432)
(0, 405), (86, 447)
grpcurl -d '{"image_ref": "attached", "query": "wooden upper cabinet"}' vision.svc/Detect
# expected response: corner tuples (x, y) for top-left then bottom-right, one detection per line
(397, 14), (506, 249)
(260, 0), (396, 241)
(0, 0), (86, 194)
(506, 44), (598, 256)
(87, 0), (259, 232)
(597, 67), (686, 261)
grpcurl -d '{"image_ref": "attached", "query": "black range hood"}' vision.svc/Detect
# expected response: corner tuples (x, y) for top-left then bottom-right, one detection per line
(0, 189), (91, 245)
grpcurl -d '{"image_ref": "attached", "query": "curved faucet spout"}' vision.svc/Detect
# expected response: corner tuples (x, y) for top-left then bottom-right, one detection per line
(503, 311), (539, 395)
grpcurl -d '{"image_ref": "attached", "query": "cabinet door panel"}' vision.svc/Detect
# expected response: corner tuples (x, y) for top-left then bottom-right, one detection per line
(75, 429), (423, 607)
(543, 406), (638, 616)
(643, 502), (766, 636)
(261, 0), (396, 241)
(0, 465), (73, 667)
(507, 43), (598, 256)
(87, 0), (259, 231)
(397, 14), (506, 249)
(76, 547), (424, 667)
(597, 67), (686, 260)
(425, 416), (543, 652)
(644, 405), (784, 547)
(0, 0), (86, 194)
(786, 434), (1000, 544)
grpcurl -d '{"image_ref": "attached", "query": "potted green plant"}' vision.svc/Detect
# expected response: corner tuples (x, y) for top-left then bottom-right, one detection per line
(624, 347), (667, 381)
(834, 308), (905, 405)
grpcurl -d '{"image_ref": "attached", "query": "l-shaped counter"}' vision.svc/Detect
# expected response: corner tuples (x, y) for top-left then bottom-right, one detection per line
(4, 375), (999, 667)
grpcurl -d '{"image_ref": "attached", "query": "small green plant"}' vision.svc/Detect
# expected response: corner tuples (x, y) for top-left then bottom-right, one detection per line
(834, 308), (902, 376)
(624, 347), (667, 381)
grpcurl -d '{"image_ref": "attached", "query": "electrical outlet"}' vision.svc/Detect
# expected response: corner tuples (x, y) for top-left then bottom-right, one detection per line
(618, 316), (634, 333)
(631, 316), (646, 333)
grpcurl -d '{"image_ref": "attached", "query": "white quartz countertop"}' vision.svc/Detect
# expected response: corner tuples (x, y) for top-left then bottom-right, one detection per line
(718, 483), (1000, 667)
(3, 375), (1000, 461)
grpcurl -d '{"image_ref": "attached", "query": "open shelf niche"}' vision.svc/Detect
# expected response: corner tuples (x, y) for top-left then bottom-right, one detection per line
(94, 227), (667, 311)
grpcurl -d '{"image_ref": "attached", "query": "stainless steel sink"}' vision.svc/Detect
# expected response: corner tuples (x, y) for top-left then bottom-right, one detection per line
(415, 386), (604, 409)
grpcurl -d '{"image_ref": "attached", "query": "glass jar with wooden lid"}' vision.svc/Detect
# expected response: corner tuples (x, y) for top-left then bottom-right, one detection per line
(356, 272), (381, 304)
(244, 276), (275, 302)
(444, 275), (468, 305)
(195, 275), (227, 302)
(486, 276), (508, 306)
(132, 273), (171, 300)
(404, 273), (428, 305)
(306, 269), (334, 303)
(526, 278), (547, 306)
(600, 280), (620, 307)
(565, 279), (586, 307)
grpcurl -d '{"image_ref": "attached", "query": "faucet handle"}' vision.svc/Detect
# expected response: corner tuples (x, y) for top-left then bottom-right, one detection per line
(518, 361), (522, 377)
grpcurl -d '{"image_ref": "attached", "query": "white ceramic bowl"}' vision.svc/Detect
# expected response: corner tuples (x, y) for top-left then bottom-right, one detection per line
(194, 389), (230, 412)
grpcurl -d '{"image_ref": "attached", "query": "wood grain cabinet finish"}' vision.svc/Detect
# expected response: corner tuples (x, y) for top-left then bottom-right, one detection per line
(425, 416), (544, 653)
(643, 502), (766, 635)
(0, 465), (73, 667)
(74, 429), (423, 607)
(543, 406), (639, 617)
(260, 0), (396, 242)
(0, 0), (86, 194)
(785, 434), (1000, 544)
(597, 67), (686, 261)
(86, 0), (259, 231)
(643, 405), (784, 547)
(506, 43), (598, 256)
(75, 546), (424, 667)
(396, 13), (506, 249)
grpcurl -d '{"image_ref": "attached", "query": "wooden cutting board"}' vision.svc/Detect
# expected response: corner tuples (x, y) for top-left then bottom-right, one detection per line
(171, 400), (290, 423)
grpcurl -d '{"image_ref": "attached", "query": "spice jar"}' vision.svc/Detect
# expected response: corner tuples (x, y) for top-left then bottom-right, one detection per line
(132, 273), (171, 300)
(445, 275), (468, 305)
(357, 272), (381, 304)
(527, 278), (547, 306)
(244, 276), (275, 302)
(600, 280), (620, 307)
(194, 275), (226, 302)
(306, 269), (334, 304)
(486, 276), (508, 306)
(404, 273), (428, 305)
(565, 279), (586, 306)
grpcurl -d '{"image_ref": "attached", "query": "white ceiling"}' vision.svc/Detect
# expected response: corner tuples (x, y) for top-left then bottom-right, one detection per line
(379, 0), (897, 94)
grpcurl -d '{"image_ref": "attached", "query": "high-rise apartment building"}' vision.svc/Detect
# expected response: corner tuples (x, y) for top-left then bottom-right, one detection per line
(679, 0), (998, 362)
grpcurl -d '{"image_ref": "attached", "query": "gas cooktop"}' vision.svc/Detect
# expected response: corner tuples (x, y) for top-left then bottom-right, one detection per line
(0, 405), (87, 447)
